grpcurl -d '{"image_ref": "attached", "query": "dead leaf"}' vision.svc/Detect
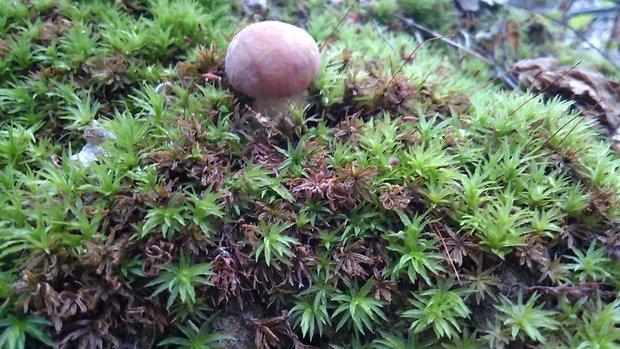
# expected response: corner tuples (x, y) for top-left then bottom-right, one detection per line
(0, 39), (9, 59)
(512, 58), (620, 148)
(38, 17), (73, 43)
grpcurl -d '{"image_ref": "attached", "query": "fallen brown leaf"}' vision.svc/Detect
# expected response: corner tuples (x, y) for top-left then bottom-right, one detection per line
(512, 58), (620, 149)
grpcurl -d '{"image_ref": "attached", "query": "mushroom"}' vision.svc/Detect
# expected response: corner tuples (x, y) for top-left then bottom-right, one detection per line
(225, 21), (321, 118)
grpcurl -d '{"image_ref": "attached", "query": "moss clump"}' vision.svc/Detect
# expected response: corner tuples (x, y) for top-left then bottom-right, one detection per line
(0, 1), (619, 348)
(369, 0), (456, 31)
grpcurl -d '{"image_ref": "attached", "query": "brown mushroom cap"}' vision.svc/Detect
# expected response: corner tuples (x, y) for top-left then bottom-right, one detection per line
(225, 21), (321, 99)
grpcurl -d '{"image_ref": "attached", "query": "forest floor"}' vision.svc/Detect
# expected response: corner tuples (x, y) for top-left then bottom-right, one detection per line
(0, 0), (620, 348)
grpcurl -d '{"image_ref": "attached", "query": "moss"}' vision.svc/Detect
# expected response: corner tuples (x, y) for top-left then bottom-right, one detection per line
(369, 0), (400, 24)
(0, 0), (619, 348)
(401, 0), (456, 32)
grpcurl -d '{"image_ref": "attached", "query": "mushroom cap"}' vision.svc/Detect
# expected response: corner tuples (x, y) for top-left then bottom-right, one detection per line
(225, 21), (321, 98)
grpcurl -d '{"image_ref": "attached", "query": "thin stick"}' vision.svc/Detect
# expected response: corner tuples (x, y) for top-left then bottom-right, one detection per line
(384, 35), (446, 89)
(508, 61), (580, 117)
(565, 6), (620, 18)
(394, 15), (495, 66)
(481, 64), (520, 89)
(431, 222), (462, 284)
(556, 101), (603, 148)
(499, 11), (511, 80)
(319, 0), (357, 52)
(372, 18), (398, 56)
(531, 100), (601, 152)
(529, 110), (583, 151)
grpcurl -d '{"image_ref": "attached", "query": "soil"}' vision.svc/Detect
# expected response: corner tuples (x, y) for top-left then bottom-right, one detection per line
(211, 303), (266, 349)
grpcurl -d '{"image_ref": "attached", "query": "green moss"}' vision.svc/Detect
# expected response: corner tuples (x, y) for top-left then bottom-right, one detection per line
(401, 0), (456, 32)
(370, 0), (399, 24)
(0, 0), (619, 348)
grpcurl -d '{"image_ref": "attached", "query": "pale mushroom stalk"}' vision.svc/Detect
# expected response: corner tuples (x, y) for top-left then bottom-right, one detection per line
(252, 93), (308, 117)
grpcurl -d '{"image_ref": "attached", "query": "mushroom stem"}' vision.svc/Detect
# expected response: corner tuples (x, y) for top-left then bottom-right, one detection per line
(252, 92), (308, 119)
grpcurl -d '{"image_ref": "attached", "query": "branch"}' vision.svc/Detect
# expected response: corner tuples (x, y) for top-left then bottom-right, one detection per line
(372, 18), (398, 57)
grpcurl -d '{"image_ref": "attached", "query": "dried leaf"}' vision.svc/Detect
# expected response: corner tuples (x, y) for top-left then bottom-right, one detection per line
(597, 229), (620, 261)
(251, 313), (289, 349)
(290, 167), (354, 210)
(38, 17), (73, 43)
(333, 240), (375, 279)
(526, 283), (599, 300)
(378, 185), (412, 211)
(442, 225), (480, 266)
(337, 163), (377, 202)
(371, 270), (397, 303)
(513, 58), (620, 146)
(211, 247), (242, 305)
(516, 236), (548, 271)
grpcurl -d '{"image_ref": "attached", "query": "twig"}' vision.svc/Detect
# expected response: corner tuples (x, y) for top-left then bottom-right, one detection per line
(608, 11), (620, 53)
(566, 6), (620, 18)
(559, 0), (576, 41)
(490, 55), (520, 90)
(154, 81), (173, 94)
(458, 29), (472, 49)
(530, 100), (601, 152)
(480, 64), (519, 89)
(556, 101), (603, 148)
(319, 0), (357, 52)
(372, 18), (398, 57)
(497, 11), (523, 90)
(431, 222), (461, 284)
